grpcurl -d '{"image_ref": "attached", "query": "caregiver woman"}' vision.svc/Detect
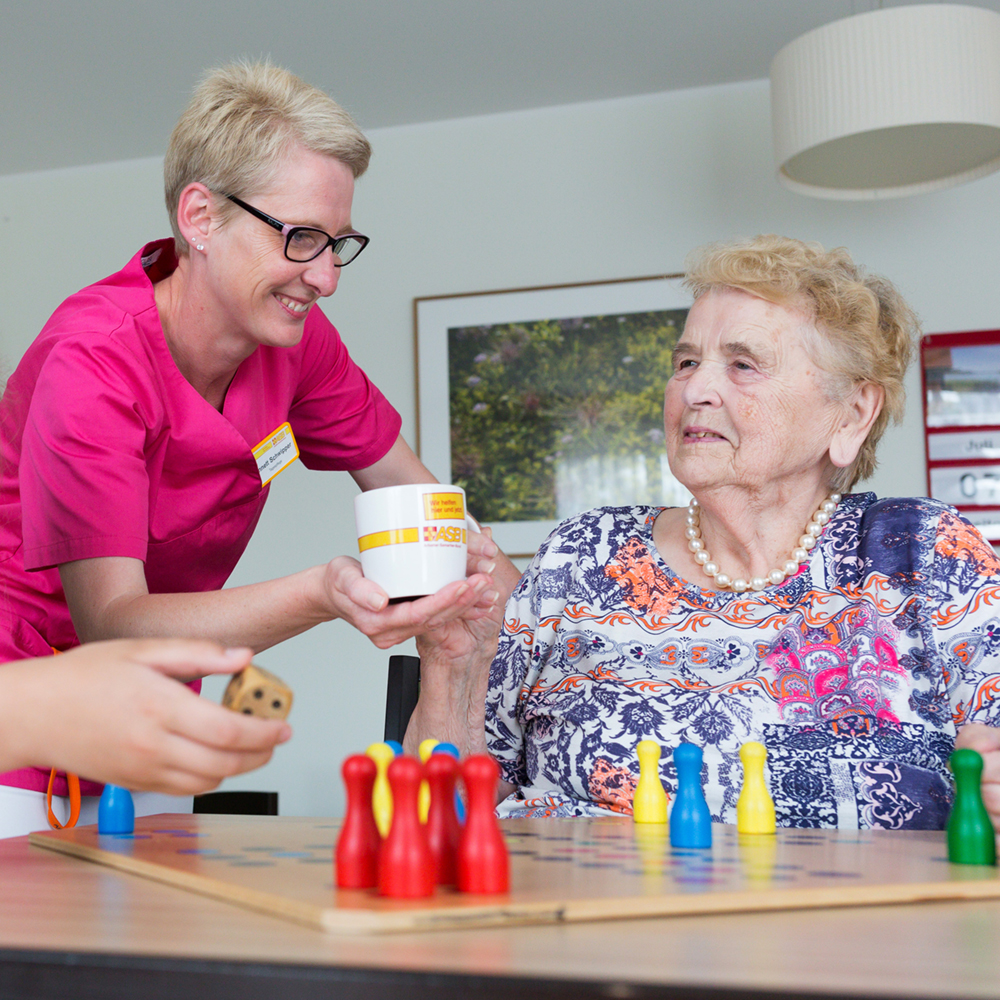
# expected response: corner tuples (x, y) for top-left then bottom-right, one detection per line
(0, 62), (505, 805)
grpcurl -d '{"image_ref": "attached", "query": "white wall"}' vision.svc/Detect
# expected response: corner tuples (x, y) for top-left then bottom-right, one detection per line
(3, 78), (1000, 816)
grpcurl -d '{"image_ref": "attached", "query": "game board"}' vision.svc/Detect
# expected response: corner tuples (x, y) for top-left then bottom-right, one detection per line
(28, 814), (1000, 935)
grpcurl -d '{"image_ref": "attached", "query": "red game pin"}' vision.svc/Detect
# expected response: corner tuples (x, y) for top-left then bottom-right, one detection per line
(457, 754), (509, 894)
(335, 754), (381, 889)
(378, 756), (435, 898)
(425, 753), (461, 885)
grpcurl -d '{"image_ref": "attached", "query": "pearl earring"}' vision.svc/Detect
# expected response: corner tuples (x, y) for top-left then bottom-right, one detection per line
(196, 244), (204, 251)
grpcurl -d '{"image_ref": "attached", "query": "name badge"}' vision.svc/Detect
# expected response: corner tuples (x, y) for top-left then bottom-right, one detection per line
(253, 422), (300, 485)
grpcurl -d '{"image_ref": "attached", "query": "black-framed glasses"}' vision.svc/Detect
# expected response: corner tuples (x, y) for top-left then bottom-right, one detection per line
(225, 194), (369, 265)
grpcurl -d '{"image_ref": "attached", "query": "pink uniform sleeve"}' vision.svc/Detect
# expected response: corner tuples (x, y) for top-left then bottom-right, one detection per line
(21, 335), (156, 570)
(288, 308), (402, 472)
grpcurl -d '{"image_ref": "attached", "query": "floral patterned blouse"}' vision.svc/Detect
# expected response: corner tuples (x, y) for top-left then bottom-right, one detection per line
(485, 494), (1000, 828)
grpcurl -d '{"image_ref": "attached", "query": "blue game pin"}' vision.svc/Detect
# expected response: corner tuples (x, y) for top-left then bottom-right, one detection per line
(98, 783), (135, 835)
(670, 743), (712, 849)
(385, 740), (404, 756)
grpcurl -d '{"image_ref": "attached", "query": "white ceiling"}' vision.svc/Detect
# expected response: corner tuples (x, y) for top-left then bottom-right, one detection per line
(5, 0), (1000, 177)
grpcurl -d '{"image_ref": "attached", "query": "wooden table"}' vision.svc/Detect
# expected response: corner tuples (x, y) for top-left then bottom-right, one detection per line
(3, 830), (1000, 1000)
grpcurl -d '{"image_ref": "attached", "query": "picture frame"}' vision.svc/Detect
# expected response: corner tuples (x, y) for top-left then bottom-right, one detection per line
(921, 328), (1000, 542)
(414, 274), (692, 556)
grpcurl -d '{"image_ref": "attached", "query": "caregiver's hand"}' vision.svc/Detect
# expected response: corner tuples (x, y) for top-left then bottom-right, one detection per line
(0, 639), (291, 793)
(320, 556), (499, 650)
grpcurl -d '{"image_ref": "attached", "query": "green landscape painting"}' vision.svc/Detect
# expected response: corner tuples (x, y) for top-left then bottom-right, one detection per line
(448, 308), (689, 522)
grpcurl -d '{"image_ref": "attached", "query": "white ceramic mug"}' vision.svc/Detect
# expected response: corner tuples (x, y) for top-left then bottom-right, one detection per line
(354, 484), (468, 599)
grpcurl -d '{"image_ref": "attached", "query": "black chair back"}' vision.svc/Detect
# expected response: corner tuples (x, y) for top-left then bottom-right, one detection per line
(384, 654), (421, 744)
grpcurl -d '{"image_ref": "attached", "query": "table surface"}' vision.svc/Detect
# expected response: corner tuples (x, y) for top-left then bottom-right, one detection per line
(4, 825), (1000, 1000)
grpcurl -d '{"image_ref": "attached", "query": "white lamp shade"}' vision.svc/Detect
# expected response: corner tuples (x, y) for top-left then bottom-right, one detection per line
(770, 4), (1000, 199)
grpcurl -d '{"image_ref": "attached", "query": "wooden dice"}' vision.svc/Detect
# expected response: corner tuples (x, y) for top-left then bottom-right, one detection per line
(222, 664), (293, 720)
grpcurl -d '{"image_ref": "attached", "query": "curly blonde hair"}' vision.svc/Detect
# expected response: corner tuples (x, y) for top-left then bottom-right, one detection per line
(164, 60), (372, 254)
(684, 235), (919, 491)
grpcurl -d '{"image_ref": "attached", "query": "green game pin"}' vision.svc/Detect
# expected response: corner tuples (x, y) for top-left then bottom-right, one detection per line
(946, 748), (997, 866)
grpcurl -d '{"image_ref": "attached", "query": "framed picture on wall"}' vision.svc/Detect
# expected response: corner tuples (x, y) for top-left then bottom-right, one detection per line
(922, 329), (1000, 542)
(414, 275), (692, 556)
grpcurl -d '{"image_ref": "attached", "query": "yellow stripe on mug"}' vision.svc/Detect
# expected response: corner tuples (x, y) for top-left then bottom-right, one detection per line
(422, 491), (465, 521)
(357, 527), (420, 553)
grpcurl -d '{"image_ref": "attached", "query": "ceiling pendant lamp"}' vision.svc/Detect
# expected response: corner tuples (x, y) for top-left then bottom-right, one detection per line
(770, 4), (1000, 199)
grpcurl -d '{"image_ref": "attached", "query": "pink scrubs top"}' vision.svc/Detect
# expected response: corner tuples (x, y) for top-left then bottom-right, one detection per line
(0, 239), (401, 793)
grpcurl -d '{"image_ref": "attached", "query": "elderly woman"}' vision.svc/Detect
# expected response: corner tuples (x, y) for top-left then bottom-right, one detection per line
(0, 61), (509, 831)
(408, 235), (1000, 831)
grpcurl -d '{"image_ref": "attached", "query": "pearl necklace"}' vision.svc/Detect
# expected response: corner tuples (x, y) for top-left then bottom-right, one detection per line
(685, 493), (841, 593)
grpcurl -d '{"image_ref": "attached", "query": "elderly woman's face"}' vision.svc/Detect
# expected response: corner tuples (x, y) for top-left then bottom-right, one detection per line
(206, 144), (356, 351)
(664, 288), (845, 496)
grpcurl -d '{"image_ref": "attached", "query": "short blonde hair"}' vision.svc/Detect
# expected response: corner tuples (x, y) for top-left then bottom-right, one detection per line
(684, 234), (919, 492)
(164, 60), (372, 254)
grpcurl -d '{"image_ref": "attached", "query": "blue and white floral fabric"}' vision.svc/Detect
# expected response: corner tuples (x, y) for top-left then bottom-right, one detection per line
(485, 494), (1000, 828)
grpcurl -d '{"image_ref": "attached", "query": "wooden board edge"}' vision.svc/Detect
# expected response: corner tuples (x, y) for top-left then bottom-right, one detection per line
(317, 876), (1000, 934)
(319, 901), (569, 934)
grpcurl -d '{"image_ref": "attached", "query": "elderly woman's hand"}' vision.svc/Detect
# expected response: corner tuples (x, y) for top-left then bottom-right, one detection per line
(466, 523), (523, 611)
(954, 723), (1000, 833)
(403, 596), (516, 804)
(320, 556), (498, 650)
(405, 584), (504, 751)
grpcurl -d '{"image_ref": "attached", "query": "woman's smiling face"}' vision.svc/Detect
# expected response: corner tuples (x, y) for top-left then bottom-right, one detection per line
(664, 287), (846, 496)
(204, 144), (356, 351)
